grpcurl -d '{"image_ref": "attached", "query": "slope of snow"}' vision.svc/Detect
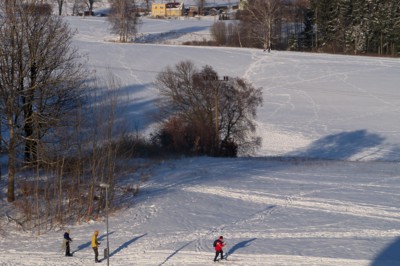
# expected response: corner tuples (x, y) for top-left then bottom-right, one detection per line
(1, 158), (400, 265)
(67, 16), (400, 161)
(1, 16), (400, 266)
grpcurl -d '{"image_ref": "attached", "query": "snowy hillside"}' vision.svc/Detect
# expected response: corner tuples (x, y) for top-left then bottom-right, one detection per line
(1, 15), (400, 266)
(1, 158), (400, 265)
(67, 15), (400, 161)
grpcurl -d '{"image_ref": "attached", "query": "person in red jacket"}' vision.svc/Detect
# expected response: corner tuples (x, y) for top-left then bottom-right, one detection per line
(213, 236), (225, 262)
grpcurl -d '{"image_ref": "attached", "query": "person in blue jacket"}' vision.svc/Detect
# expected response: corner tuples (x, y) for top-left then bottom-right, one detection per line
(63, 229), (73, 256)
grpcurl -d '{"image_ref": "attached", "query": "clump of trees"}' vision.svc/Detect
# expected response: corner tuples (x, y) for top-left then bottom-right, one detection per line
(54, 0), (98, 16)
(0, 0), (86, 203)
(210, 21), (242, 47)
(212, 0), (400, 56)
(0, 0), (145, 232)
(154, 60), (263, 157)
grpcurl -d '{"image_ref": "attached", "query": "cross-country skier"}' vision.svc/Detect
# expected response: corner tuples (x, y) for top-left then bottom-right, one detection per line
(92, 230), (101, 263)
(213, 236), (225, 262)
(63, 229), (73, 257)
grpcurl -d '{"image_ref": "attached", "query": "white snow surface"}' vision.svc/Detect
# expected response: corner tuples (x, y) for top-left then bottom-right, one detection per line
(1, 16), (400, 266)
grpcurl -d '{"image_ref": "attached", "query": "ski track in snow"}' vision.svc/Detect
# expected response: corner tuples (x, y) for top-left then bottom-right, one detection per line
(244, 50), (400, 160)
(1, 161), (399, 265)
(3, 159), (399, 265)
(0, 250), (372, 266)
(184, 186), (400, 222)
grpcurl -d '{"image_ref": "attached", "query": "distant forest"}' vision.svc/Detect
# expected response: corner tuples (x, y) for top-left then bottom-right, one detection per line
(233, 0), (400, 56)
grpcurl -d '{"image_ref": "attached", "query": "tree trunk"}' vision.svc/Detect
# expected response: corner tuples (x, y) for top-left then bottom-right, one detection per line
(58, 0), (63, 16)
(7, 116), (16, 202)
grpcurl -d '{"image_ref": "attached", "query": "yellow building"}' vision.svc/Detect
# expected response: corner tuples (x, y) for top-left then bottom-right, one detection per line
(152, 3), (166, 17)
(152, 2), (184, 18)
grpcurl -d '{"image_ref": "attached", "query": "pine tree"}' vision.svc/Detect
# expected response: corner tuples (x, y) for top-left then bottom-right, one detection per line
(310, 0), (400, 56)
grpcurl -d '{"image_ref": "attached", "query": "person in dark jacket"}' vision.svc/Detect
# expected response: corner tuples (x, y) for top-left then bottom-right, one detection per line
(63, 229), (73, 256)
(213, 236), (225, 262)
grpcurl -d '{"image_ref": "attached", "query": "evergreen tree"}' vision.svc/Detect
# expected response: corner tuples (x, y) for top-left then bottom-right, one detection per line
(310, 0), (339, 51)
(378, 1), (400, 55)
(300, 8), (314, 50)
(310, 0), (400, 56)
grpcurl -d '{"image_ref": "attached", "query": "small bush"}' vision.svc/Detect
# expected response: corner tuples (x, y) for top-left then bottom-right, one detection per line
(151, 116), (200, 155)
(182, 40), (218, 46)
(211, 22), (227, 45)
(111, 135), (154, 158)
(220, 139), (238, 157)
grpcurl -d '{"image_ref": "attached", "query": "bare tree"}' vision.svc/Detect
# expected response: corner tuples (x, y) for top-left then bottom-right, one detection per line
(0, 0), (86, 202)
(0, 5), (21, 201)
(211, 22), (227, 45)
(65, 0), (98, 16)
(144, 0), (151, 15)
(72, 0), (86, 16)
(54, 0), (65, 15)
(211, 21), (242, 47)
(155, 60), (263, 156)
(197, 0), (206, 16)
(108, 0), (140, 43)
(241, 0), (283, 51)
(0, 0), (32, 202)
(86, 0), (96, 15)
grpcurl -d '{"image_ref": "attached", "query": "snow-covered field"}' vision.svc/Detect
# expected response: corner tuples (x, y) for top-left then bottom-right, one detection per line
(1, 14), (400, 266)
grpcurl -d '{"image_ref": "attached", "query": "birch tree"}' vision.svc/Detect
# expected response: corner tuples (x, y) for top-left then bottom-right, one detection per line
(241, 0), (283, 51)
(108, 0), (140, 43)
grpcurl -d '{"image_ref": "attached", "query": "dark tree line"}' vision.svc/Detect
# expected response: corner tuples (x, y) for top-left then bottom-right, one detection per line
(215, 0), (399, 56)
(310, 0), (400, 55)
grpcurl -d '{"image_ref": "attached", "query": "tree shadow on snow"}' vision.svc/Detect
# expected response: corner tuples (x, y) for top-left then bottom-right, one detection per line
(90, 82), (157, 132)
(109, 233), (147, 258)
(158, 240), (195, 266)
(382, 145), (400, 162)
(72, 231), (115, 254)
(371, 236), (400, 266)
(292, 129), (385, 160)
(135, 26), (209, 43)
(225, 238), (257, 259)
